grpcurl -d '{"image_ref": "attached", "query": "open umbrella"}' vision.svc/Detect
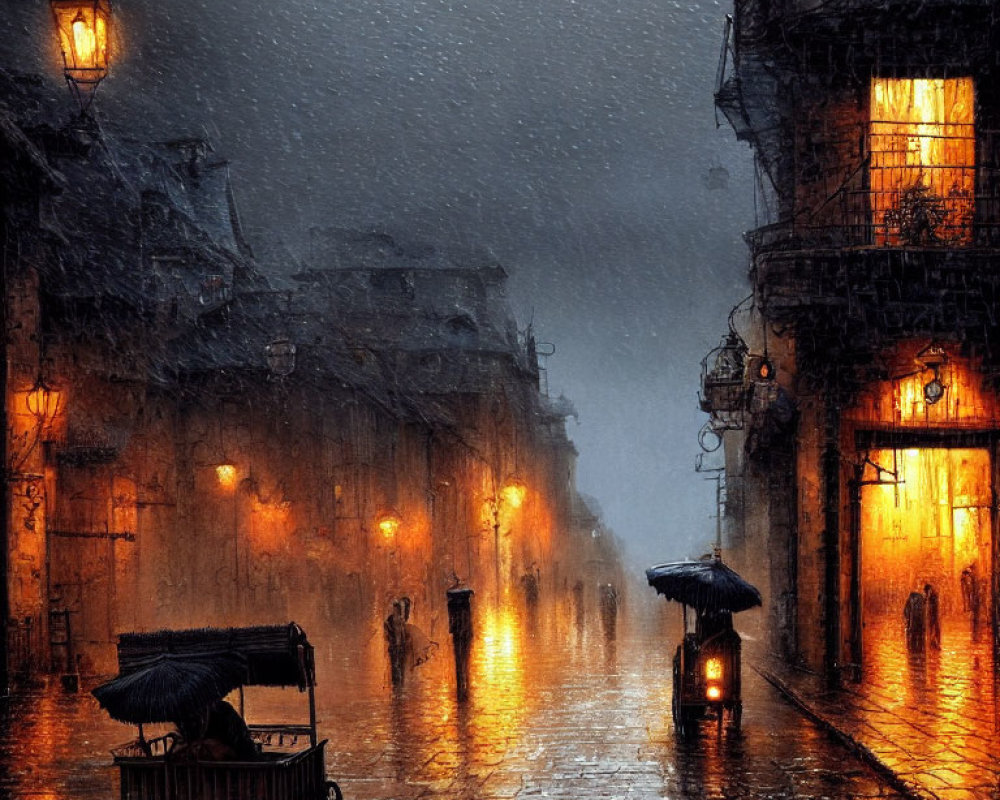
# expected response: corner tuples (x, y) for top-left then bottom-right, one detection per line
(646, 557), (762, 614)
(92, 652), (248, 725)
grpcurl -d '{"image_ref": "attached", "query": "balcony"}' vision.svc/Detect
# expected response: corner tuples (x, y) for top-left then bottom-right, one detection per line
(751, 244), (1000, 339)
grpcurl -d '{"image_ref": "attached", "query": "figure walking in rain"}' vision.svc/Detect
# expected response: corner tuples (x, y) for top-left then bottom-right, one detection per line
(384, 598), (409, 688)
(961, 563), (981, 635)
(600, 583), (620, 641)
(924, 583), (941, 650)
(903, 590), (925, 652)
(447, 586), (474, 701)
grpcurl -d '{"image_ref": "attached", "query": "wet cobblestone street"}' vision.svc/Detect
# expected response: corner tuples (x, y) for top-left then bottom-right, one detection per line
(0, 591), (903, 799)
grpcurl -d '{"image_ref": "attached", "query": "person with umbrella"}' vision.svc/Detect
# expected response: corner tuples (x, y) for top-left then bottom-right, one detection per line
(92, 651), (256, 760)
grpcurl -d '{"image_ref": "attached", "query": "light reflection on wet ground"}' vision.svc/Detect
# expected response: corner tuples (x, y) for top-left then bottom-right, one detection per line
(0, 591), (902, 799)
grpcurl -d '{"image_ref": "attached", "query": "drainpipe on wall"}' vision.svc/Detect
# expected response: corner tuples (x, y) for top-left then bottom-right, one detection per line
(823, 400), (842, 690)
(848, 462), (864, 684)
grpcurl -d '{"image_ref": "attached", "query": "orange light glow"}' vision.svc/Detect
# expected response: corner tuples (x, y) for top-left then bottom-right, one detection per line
(706, 685), (722, 701)
(477, 604), (523, 695)
(500, 482), (526, 509)
(705, 657), (723, 682)
(72, 14), (96, 63)
(51, 1), (111, 78)
(25, 383), (62, 426)
(376, 511), (401, 538)
(861, 448), (990, 621)
(870, 77), (975, 246)
(849, 349), (1000, 428)
(215, 464), (236, 489)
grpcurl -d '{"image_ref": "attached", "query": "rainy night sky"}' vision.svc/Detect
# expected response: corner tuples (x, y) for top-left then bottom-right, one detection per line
(5, 0), (754, 566)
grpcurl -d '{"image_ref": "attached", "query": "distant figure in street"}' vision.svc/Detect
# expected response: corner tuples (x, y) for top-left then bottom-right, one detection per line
(599, 583), (620, 641)
(521, 566), (540, 608)
(903, 591), (925, 652)
(572, 580), (585, 631)
(924, 583), (941, 650)
(961, 564), (981, 637)
(447, 586), (474, 701)
(384, 598), (408, 688)
(961, 565), (976, 613)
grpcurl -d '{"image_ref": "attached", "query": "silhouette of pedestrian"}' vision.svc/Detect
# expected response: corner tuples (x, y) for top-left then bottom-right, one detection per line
(447, 586), (474, 701)
(384, 598), (408, 688)
(924, 583), (941, 650)
(961, 565), (975, 612)
(903, 591), (925, 652)
(599, 583), (619, 641)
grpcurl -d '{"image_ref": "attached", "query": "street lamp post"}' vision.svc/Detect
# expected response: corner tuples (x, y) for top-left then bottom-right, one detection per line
(488, 480), (527, 603)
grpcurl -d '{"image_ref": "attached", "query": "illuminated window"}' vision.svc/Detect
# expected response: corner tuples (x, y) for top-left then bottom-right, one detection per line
(870, 77), (975, 246)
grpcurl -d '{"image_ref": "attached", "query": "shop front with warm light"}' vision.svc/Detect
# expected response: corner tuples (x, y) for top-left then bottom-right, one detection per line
(843, 343), (1000, 680)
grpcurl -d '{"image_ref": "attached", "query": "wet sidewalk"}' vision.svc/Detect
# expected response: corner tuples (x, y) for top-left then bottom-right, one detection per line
(753, 616), (1000, 800)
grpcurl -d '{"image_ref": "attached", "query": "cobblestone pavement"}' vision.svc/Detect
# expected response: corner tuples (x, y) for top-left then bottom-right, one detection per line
(757, 611), (1000, 800)
(0, 593), (904, 799)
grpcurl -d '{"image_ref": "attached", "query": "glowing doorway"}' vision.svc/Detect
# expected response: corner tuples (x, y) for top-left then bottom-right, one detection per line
(860, 447), (991, 677)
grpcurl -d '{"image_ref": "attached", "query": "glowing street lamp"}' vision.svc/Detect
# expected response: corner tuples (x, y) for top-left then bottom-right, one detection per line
(376, 510), (402, 539)
(488, 479), (528, 599)
(499, 480), (526, 510)
(25, 374), (62, 427)
(49, 0), (112, 112)
(215, 463), (237, 490)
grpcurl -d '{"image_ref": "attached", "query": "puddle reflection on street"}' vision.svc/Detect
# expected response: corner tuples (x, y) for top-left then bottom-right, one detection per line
(0, 588), (903, 799)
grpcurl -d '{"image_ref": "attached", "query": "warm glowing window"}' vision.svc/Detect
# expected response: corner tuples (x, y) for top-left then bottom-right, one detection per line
(870, 77), (975, 246)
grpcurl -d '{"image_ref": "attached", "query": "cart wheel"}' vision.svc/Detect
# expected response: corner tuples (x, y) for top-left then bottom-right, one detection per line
(326, 780), (343, 800)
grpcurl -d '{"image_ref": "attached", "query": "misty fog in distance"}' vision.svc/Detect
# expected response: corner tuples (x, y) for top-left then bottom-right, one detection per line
(5, 0), (755, 566)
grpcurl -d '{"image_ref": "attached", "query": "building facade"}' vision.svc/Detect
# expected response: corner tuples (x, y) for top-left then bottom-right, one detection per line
(705, 0), (1000, 683)
(0, 70), (622, 681)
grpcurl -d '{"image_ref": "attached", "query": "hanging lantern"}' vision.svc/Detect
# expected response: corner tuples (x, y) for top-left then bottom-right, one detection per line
(916, 344), (947, 405)
(26, 374), (63, 426)
(50, 0), (112, 111)
(750, 356), (776, 382)
(265, 338), (297, 377)
(923, 371), (945, 405)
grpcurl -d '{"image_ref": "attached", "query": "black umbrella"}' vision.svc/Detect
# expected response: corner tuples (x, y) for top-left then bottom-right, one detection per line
(646, 557), (762, 614)
(92, 652), (248, 725)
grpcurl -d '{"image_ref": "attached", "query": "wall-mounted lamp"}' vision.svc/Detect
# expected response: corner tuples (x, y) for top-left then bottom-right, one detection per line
(215, 463), (237, 489)
(265, 337), (297, 378)
(50, 0), (112, 112)
(917, 344), (947, 406)
(500, 480), (527, 509)
(26, 374), (63, 427)
(376, 510), (402, 539)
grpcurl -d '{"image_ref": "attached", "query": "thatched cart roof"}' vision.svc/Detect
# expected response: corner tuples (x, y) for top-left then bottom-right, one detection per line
(116, 622), (314, 691)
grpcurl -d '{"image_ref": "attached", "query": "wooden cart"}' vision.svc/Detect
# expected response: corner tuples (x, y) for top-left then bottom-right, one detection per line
(99, 623), (342, 800)
(671, 605), (743, 736)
